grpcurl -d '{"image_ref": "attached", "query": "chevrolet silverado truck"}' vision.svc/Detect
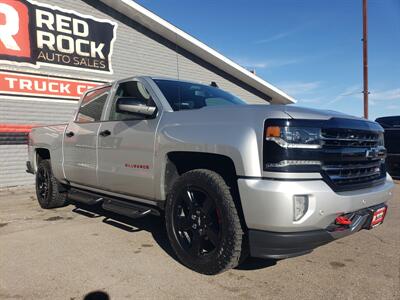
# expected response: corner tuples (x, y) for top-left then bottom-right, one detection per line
(27, 76), (394, 274)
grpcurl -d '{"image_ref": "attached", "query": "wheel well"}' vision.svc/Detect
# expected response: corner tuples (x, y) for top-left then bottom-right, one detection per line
(166, 152), (237, 181)
(165, 152), (247, 229)
(36, 148), (50, 164)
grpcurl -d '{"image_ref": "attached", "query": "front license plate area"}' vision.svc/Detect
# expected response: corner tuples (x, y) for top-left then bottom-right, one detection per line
(368, 205), (387, 229)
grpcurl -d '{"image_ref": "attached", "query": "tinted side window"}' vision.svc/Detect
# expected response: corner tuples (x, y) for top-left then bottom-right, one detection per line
(109, 81), (155, 121)
(76, 87), (110, 123)
(154, 79), (246, 111)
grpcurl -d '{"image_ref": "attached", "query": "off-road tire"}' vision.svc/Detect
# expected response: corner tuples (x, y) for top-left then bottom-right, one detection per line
(165, 169), (244, 275)
(35, 159), (68, 209)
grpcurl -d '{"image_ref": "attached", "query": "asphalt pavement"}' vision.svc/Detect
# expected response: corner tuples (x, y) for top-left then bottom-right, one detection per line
(0, 182), (399, 300)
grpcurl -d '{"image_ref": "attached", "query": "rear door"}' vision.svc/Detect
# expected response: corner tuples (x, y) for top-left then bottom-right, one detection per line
(63, 86), (111, 187)
(97, 79), (160, 199)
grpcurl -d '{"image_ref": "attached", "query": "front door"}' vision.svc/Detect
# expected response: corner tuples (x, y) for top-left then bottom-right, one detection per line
(97, 80), (160, 200)
(63, 86), (111, 187)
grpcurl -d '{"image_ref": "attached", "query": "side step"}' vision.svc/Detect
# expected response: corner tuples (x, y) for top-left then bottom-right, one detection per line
(68, 187), (160, 218)
(68, 188), (104, 205)
(102, 198), (159, 219)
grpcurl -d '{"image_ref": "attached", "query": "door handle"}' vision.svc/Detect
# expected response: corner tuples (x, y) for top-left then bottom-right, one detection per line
(66, 131), (74, 137)
(99, 130), (111, 137)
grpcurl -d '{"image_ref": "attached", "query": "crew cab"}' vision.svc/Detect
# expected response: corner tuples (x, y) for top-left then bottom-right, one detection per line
(27, 76), (394, 274)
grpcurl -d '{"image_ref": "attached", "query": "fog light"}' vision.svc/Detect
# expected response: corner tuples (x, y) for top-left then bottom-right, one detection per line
(293, 195), (309, 221)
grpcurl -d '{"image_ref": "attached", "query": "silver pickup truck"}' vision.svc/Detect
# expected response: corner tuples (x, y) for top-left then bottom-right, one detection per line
(27, 76), (394, 274)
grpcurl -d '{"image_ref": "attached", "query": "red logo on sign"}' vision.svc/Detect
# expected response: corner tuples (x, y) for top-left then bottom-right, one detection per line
(0, 0), (31, 58)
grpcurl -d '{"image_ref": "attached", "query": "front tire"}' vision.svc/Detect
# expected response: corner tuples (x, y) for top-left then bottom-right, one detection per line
(35, 159), (68, 209)
(165, 169), (244, 274)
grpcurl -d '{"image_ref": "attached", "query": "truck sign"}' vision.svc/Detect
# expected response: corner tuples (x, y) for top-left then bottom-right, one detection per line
(0, 70), (102, 99)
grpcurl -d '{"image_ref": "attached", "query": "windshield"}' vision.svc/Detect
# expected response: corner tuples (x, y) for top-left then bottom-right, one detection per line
(154, 79), (247, 111)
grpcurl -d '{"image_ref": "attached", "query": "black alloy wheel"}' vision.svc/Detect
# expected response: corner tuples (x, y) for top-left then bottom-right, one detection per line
(36, 165), (50, 201)
(165, 169), (244, 275)
(35, 159), (68, 209)
(172, 186), (222, 257)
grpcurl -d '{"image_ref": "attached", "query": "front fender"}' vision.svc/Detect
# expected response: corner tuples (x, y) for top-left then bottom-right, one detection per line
(154, 122), (262, 200)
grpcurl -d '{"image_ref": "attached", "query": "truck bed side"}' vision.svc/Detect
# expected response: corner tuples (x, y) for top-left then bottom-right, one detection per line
(28, 124), (68, 181)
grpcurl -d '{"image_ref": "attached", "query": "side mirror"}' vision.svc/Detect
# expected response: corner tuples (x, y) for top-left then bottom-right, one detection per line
(116, 97), (156, 116)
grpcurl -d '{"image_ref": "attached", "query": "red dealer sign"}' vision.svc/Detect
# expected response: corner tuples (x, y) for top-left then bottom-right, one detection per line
(0, 71), (102, 99)
(0, 0), (117, 73)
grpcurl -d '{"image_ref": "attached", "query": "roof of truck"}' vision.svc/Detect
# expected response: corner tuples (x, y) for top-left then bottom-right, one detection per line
(99, 0), (296, 105)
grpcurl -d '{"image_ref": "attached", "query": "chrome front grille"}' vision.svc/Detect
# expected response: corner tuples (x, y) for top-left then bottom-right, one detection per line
(321, 128), (385, 190)
(321, 128), (379, 148)
(322, 160), (383, 187)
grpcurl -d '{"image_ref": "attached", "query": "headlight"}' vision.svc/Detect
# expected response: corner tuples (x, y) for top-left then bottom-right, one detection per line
(265, 126), (321, 149)
(377, 132), (384, 147)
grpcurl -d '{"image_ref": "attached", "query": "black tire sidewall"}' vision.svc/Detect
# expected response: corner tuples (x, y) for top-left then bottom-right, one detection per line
(36, 160), (54, 208)
(165, 169), (242, 274)
(35, 159), (67, 209)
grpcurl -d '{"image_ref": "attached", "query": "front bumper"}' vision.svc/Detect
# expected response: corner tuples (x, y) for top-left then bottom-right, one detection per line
(248, 203), (385, 259)
(238, 175), (393, 232)
(238, 175), (394, 259)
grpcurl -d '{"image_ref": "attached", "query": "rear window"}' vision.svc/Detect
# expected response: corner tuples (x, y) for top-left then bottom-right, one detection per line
(154, 79), (247, 111)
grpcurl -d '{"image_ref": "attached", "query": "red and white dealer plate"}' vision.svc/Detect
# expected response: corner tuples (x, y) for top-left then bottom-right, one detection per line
(369, 206), (387, 229)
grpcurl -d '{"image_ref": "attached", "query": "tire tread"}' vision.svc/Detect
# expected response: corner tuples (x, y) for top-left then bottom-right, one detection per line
(36, 159), (68, 209)
(166, 169), (243, 274)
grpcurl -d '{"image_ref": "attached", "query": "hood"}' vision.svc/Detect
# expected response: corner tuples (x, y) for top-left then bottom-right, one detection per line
(197, 104), (367, 121)
(165, 104), (373, 126)
(277, 105), (364, 121)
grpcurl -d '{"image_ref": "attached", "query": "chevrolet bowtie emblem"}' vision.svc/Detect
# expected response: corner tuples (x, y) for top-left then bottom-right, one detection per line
(365, 148), (379, 159)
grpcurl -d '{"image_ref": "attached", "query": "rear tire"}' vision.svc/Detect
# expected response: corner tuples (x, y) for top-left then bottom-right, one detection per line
(165, 169), (244, 274)
(35, 159), (68, 209)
